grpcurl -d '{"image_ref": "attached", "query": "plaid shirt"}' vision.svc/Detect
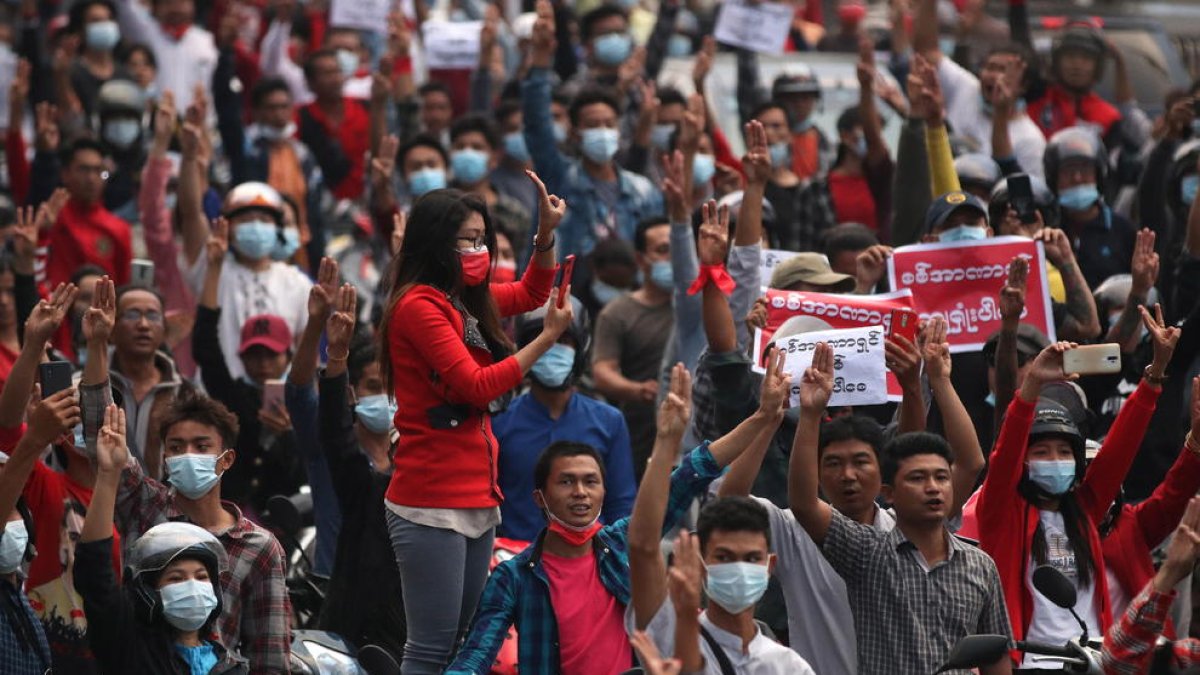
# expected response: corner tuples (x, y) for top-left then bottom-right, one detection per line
(1102, 586), (1200, 675)
(823, 510), (1012, 675)
(0, 575), (51, 675)
(115, 459), (292, 674)
(445, 443), (722, 675)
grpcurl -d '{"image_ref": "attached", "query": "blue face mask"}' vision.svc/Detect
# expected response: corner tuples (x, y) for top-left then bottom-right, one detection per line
(651, 124), (675, 151)
(160, 578), (220, 631)
(593, 33), (632, 67)
(355, 394), (397, 435)
(1058, 184), (1100, 212)
(704, 561), (770, 613)
(165, 452), (227, 500)
(769, 141), (790, 168)
(451, 149), (490, 184)
(232, 220), (279, 261)
(85, 20), (121, 51)
(530, 344), (576, 389)
(271, 228), (300, 261)
(852, 136), (867, 158)
(408, 167), (447, 196)
(580, 128), (620, 164)
(553, 123), (568, 144)
(336, 49), (359, 77)
(793, 117), (815, 133)
(1027, 459), (1077, 495)
(0, 520), (28, 574)
(938, 224), (988, 243)
(693, 153), (716, 185)
(504, 132), (530, 163)
(104, 119), (142, 149)
(592, 279), (624, 305)
(667, 34), (693, 58)
(649, 260), (673, 290)
(1183, 175), (1200, 205)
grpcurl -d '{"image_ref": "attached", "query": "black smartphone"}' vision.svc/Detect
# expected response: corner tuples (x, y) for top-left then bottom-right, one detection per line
(1008, 174), (1038, 225)
(38, 361), (73, 398)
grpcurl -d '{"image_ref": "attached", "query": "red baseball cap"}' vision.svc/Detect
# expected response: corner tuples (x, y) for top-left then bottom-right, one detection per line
(238, 314), (291, 355)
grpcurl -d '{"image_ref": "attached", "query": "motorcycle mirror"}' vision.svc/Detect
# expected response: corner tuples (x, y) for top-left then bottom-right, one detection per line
(936, 634), (1011, 672)
(1032, 565), (1078, 609)
(358, 645), (401, 675)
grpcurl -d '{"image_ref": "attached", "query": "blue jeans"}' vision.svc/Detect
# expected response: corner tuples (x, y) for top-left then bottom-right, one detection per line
(386, 510), (494, 674)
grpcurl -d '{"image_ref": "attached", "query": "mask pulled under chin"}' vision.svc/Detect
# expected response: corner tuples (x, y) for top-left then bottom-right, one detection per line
(538, 493), (602, 546)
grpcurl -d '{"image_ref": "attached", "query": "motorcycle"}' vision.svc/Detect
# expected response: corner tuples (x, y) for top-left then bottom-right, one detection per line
(938, 565), (1102, 673)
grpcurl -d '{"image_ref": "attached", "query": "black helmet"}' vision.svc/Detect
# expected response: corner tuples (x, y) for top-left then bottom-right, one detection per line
(1168, 139), (1200, 210)
(1029, 399), (1086, 465)
(1052, 23), (1107, 83)
(126, 522), (228, 628)
(515, 296), (591, 387)
(989, 173), (1060, 229)
(1043, 127), (1107, 195)
(954, 153), (1002, 196)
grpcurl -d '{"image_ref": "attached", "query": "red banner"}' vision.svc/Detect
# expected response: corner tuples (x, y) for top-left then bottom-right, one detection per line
(886, 236), (1055, 353)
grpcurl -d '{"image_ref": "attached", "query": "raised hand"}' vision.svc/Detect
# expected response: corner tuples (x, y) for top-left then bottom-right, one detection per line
(1000, 256), (1028, 323)
(94, 403), (129, 474)
(1130, 228), (1160, 297)
(799, 342), (834, 412)
(1037, 228), (1075, 268)
(697, 200), (730, 266)
(179, 122), (202, 160)
(308, 257), (341, 321)
(1166, 97), (1195, 140)
(34, 102), (60, 153)
(1141, 303), (1180, 376)
(921, 316), (952, 381)
(746, 295), (769, 332)
(1026, 341), (1077, 388)
(27, 388), (81, 447)
(742, 120), (771, 187)
(152, 90), (178, 152)
(83, 276), (117, 345)
(629, 632), (682, 675)
(660, 150), (688, 222)
(371, 56), (396, 104)
(527, 170), (567, 239)
(885, 334), (922, 394)
(391, 211), (407, 255)
(530, 0), (556, 64)
(25, 282), (79, 346)
(258, 401), (293, 436)
(543, 285), (575, 331)
(656, 362), (692, 439)
(692, 36), (716, 92)
(856, 35), (876, 91)
(371, 134), (400, 187)
(1159, 496), (1200, 589)
(667, 530), (704, 615)
(326, 283), (358, 354)
(618, 46), (647, 91)
(855, 244), (893, 293)
(677, 93), (705, 156)
(758, 347), (790, 417)
(207, 217), (230, 268)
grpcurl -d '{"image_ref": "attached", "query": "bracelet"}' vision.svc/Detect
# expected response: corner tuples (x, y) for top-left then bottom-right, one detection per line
(686, 264), (736, 296)
(1186, 431), (1200, 456)
(1143, 365), (1166, 386)
(534, 234), (556, 252)
(327, 351), (349, 362)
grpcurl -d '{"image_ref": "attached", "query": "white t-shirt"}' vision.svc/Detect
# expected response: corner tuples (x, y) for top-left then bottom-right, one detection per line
(937, 57), (1047, 179)
(186, 254), (312, 379)
(757, 497), (895, 675)
(1022, 510), (1103, 669)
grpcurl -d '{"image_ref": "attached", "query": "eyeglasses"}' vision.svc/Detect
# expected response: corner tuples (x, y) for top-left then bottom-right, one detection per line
(119, 309), (163, 324)
(456, 236), (487, 251)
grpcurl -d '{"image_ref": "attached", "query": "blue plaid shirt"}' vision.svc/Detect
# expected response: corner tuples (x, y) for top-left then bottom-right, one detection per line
(446, 443), (721, 675)
(0, 575), (51, 675)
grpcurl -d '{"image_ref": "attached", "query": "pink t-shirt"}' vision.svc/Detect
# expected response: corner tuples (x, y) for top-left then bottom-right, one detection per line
(542, 550), (632, 675)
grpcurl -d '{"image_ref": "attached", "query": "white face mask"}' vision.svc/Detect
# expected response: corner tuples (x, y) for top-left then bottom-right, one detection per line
(0, 520), (28, 574)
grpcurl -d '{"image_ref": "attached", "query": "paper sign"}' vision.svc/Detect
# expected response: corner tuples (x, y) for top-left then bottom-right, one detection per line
(330, 0), (391, 32)
(775, 326), (888, 408)
(887, 236), (1056, 353)
(714, 0), (794, 55)
(421, 20), (483, 70)
(758, 248), (798, 288)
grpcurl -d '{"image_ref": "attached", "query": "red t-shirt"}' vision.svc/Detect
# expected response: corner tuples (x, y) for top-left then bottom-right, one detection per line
(44, 198), (133, 291)
(542, 550), (632, 675)
(0, 341), (20, 396)
(827, 172), (877, 231)
(299, 99), (370, 200)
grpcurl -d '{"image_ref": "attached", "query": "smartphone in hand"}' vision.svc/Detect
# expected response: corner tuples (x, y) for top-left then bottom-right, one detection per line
(261, 379), (285, 413)
(555, 255), (576, 308)
(888, 309), (919, 345)
(1007, 174), (1038, 225)
(131, 259), (155, 286)
(39, 361), (74, 398)
(1063, 344), (1121, 376)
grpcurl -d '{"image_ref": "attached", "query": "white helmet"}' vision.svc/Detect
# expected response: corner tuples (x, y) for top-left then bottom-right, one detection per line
(224, 181), (284, 224)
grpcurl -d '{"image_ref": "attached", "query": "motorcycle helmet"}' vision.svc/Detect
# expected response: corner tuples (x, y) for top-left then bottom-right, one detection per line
(126, 521), (229, 628)
(954, 153), (1002, 199)
(989, 173), (1060, 230)
(224, 181), (285, 225)
(771, 65), (821, 99)
(515, 296), (592, 387)
(1043, 126), (1108, 195)
(1051, 23), (1107, 84)
(96, 78), (144, 118)
(1028, 399), (1086, 470)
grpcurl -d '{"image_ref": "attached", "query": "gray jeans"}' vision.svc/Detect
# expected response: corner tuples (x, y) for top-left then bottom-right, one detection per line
(386, 510), (495, 675)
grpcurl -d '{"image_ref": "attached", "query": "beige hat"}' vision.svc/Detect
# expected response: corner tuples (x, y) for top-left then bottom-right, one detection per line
(769, 253), (856, 293)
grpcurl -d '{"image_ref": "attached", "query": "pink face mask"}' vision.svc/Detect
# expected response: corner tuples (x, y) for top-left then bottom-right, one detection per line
(458, 247), (491, 286)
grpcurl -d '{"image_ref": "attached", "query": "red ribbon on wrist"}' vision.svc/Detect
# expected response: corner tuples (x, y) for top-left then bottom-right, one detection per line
(687, 264), (736, 296)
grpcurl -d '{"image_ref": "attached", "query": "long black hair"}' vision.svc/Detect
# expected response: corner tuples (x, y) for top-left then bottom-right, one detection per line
(1018, 440), (1096, 587)
(378, 189), (512, 394)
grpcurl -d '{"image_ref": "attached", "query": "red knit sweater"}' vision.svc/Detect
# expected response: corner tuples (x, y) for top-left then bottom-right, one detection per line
(978, 381), (1160, 646)
(384, 262), (554, 509)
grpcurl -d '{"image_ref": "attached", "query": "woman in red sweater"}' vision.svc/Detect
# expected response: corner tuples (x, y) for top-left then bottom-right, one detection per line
(979, 307), (1176, 669)
(378, 177), (572, 674)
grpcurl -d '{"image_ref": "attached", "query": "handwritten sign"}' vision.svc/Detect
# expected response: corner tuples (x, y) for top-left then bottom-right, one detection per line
(330, 0), (390, 32)
(887, 236), (1055, 353)
(714, 0), (794, 55)
(775, 326), (888, 408)
(421, 20), (483, 70)
(758, 248), (797, 288)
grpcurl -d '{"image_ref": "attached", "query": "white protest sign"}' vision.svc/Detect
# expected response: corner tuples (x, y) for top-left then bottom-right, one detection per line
(330, 0), (391, 32)
(714, 0), (794, 55)
(775, 325), (888, 408)
(421, 20), (483, 70)
(758, 248), (797, 287)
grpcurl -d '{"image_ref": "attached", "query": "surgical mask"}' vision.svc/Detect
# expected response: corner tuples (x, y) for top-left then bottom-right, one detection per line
(336, 49), (359, 77)
(493, 259), (517, 283)
(459, 247), (491, 286)
(852, 136), (867, 157)
(165, 452), (227, 500)
(938, 225), (988, 243)
(408, 167), (447, 196)
(939, 37), (956, 57)
(592, 279), (624, 306)
(693, 153), (716, 185)
(160, 579), (219, 631)
(704, 561), (770, 614)
(354, 394), (397, 435)
(593, 33), (632, 67)
(769, 141), (790, 168)
(667, 34), (692, 57)
(165, 192), (178, 212)
(104, 119), (141, 149)
(1027, 459), (1077, 495)
(536, 490), (602, 546)
(0, 520), (28, 574)
(580, 128), (620, 164)
(1058, 184), (1100, 212)
(553, 123), (568, 144)
(530, 344), (576, 388)
(504, 132), (530, 163)
(793, 117), (815, 133)
(451, 149), (490, 184)
(1183, 175), (1200, 205)
(85, 20), (121, 51)
(649, 260), (673, 290)
(270, 228), (300, 261)
(651, 124), (675, 151)
(256, 122), (296, 142)
(232, 220), (279, 261)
